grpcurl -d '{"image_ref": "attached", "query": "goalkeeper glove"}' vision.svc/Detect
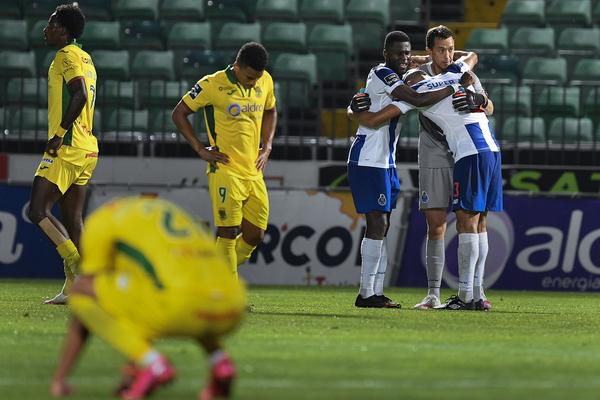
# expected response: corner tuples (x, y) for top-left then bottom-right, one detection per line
(349, 90), (371, 113)
(452, 88), (488, 113)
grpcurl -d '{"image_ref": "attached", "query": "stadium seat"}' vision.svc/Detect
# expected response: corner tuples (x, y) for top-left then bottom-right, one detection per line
(8, 107), (47, 137)
(475, 54), (519, 84)
(535, 86), (581, 118)
(271, 53), (317, 109)
(548, 117), (594, 144)
(510, 27), (555, 54)
(23, 0), (58, 19)
(0, 51), (36, 77)
(120, 20), (163, 50)
(346, 0), (390, 50)
(521, 57), (567, 84)
(138, 80), (189, 108)
(594, 0), (600, 24)
(167, 22), (211, 50)
(104, 108), (149, 133)
(570, 59), (600, 84)
(97, 80), (136, 109)
(35, 49), (55, 77)
(501, 116), (546, 143)
(175, 50), (229, 80)
(131, 50), (175, 80)
(390, 0), (421, 25)
(206, 0), (254, 22)
(489, 85), (532, 116)
(256, 0), (299, 21)
(92, 50), (130, 80)
(0, 19), (28, 50)
(546, 0), (592, 27)
(262, 22), (307, 53)
(148, 109), (179, 134)
(28, 20), (48, 48)
(81, 0), (113, 21)
(557, 28), (600, 53)
(0, 1), (21, 18)
(6, 77), (47, 106)
(80, 21), (121, 50)
(114, 0), (159, 20)
(299, 0), (344, 24)
(466, 28), (508, 53)
(501, 0), (545, 26)
(307, 24), (353, 81)
(583, 87), (600, 117)
(160, 0), (205, 21)
(214, 22), (261, 50)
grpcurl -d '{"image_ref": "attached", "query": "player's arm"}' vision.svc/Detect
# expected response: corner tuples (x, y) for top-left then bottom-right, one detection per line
(50, 317), (90, 397)
(453, 50), (478, 70)
(46, 77), (87, 157)
(256, 107), (277, 171)
(171, 100), (229, 166)
(352, 104), (403, 129)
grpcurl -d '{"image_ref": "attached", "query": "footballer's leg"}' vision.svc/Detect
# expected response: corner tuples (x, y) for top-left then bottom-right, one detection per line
(237, 178), (269, 267)
(198, 335), (236, 400)
(237, 218), (264, 265)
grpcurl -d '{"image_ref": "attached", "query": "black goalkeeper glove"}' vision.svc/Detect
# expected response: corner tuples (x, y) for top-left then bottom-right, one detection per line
(349, 91), (371, 113)
(452, 88), (488, 113)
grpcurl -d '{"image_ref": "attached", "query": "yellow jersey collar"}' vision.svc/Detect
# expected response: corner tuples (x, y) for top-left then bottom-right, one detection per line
(225, 65), (238, 84)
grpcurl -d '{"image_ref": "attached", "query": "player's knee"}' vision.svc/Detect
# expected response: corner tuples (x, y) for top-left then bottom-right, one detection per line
(427, 222), (446, 238)
(27, 205), (46, 225)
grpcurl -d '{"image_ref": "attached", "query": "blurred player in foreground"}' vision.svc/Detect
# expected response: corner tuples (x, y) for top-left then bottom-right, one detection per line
(50, 197), (247, 399)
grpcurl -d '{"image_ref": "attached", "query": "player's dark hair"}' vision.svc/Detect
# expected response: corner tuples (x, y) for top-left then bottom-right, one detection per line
(426, 25), (454, 50)
(55, 3), (86, 39)
(384, 31), (410, 51)
(236, 42), (269, 71)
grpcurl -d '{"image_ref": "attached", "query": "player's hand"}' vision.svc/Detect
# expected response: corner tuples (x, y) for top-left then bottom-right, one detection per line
(45, 135), (63, 157)
(409, 55), (429, 68)
(198, 146), (230, 167)
(255, 147), (271, 171)
(50, 379), (72, 397)
(452, 88), (487, 113)
(349, 91), (371, 113)
(459, 71), (475, 87)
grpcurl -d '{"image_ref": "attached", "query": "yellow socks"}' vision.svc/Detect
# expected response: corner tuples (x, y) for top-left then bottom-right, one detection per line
(56, 240), (80, 274)
(216, 237), (237, 278)
(236, 237), (256, 266)
(69, 294), (151, 363)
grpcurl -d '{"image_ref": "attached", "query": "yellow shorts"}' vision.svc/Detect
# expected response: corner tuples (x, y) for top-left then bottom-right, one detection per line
(94, 272), (246, 340)
(208, 169), (269, 230)
(35, 146), (98, 194)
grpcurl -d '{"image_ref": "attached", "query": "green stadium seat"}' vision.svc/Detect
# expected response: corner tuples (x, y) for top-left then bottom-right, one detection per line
(475, 54), (519, 84)
(80, 21), (121, 50)
(92, 50), (130, 80)
(583, 87), (600, 116)
(594, 0), (600, 24)
(489, 85), (532, 116)
(175, 50), (230, 80)
(262, 22), (306, 52)
(548, 117), (594, 144)
(0, 1), (21, 18)
(0, 20), (28, 50)
(167, 22), (211, 50)
(501, 116), (546, 143)
(501, 0), (545, 26)
(160, 0), (205, 21)
(521, 57), (567, 84)
(23, 0), (57, 19)
(256, 0), (299, 21)
(214, 22), (261, 50)
(546, 0), (592, 27)
(36, 49), (55, 77)
(131, 50), (175, 80)
(390, 0), (421, 25)
(114, 0), (159, 20)
(6, 78), (47, 106)
(346, 0), (390, 50)
(535, 86), (581, 117)
(120, 20), (163, 50)
(81, 0), (113, 21)
(307, 24), (353, 81)
(28, 20), (48, 48)
(299, 0), (344, 24)
(0, 51), (36, 77)
(206, 0), (254, 23)
(138, 80), (189, 108)
(510, 27), (554, 54)
(0, 107), (4, 129)
(557, 28), (600, 53)
(271, 53), (317, 109)
(97, 80), (136, 109)
(148, 109), (178, 134)
(8, 107), (47, 137)
(466, 28), (508, 53)
(104, 108), (149, 133)
(570, 59), (600, 84)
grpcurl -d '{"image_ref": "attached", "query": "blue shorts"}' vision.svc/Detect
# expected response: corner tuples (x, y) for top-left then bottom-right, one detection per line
(348, 164), (400, 214)
(452, 152), (503, 212)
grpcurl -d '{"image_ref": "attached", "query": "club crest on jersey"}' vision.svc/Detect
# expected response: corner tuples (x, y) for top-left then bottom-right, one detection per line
(378, 193), (387, 206)
(384, 73), (400, 85)
(189, 83), (201, 99)
(254, 86), (262, 97)
(421, 191), (429, 203)
(218, 208), (227, 220)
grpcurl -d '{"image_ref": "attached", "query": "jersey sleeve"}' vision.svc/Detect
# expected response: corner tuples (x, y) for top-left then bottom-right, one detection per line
(264, 71), (276, 110)
(373, 66), (404, 95)
(447, 61), (471, 73)
(182, 78), (213, 112)
(79, 206), (116, 275)
(57, 49), (84, 83)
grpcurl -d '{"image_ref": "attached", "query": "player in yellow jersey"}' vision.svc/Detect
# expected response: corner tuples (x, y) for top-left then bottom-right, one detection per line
(172, 42), (277, 279)
(26, 4), (99, 305)
(49, 197), (247, 400)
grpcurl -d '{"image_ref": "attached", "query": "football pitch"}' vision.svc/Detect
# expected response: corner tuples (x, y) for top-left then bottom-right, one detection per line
(1, 280), (600, 400)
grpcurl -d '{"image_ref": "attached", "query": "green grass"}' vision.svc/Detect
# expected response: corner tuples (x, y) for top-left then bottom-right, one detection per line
(2, 280), (600, 400)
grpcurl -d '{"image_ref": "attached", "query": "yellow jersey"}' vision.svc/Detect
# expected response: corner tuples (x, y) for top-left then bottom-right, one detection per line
(48, 43), (98, 153)
(182, 65), (276, 180)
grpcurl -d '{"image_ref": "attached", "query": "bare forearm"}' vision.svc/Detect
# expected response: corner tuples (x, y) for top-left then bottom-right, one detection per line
(261, 109), (277, 150)
(172, 103), (204, 152)
(53, 318), (89, 383)
(455, 51), (478, 69)
(356, 105), (402, 128)
(483, 98), (494, 115)
(392, 85), (455, 107)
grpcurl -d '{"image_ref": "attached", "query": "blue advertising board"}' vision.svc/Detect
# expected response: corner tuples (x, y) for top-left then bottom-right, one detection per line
(396, 195), (600, 291)
(0, 184), (63, 278)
